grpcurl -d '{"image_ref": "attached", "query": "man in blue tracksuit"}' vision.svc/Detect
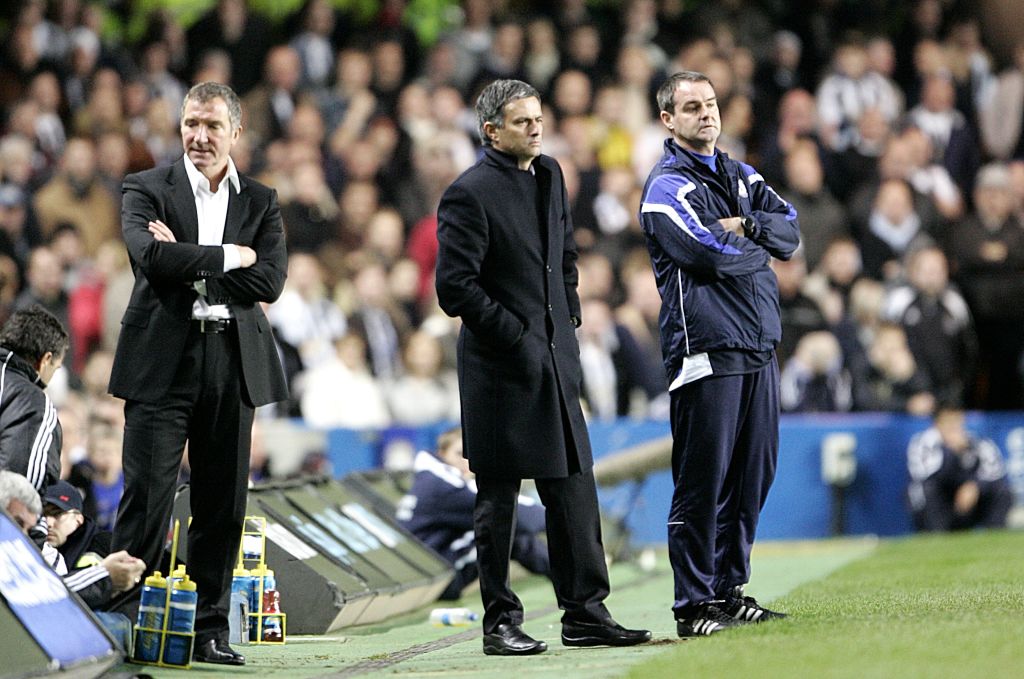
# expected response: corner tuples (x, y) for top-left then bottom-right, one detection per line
(638, 71), (801, 637)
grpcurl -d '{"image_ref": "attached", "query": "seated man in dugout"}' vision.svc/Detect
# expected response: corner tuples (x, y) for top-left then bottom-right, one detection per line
(397, 427), (551, 600)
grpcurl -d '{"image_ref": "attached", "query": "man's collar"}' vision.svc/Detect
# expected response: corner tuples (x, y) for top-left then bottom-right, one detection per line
(484, 146), (536, 171)
(664, 138), (725, 168)
(183, 155), (240, 194)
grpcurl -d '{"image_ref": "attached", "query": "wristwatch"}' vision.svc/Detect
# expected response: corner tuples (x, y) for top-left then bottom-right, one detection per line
(740, 215), (756, 238)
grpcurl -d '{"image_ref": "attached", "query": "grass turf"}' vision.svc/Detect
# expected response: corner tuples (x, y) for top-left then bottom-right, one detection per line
(112, 531), (1024, 678)
(630, 530), (1024, 679)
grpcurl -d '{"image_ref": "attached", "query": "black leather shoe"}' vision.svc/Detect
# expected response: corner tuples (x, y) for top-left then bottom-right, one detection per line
(561, 619), (653, 647)
(192, 639), (245, 666)
(482, 623), (548, 656)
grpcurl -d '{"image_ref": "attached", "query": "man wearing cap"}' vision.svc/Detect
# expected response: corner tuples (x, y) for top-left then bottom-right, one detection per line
(0, 471), (144, 608)
(43, 478), (112, 570)
(0, 471), (143, 652)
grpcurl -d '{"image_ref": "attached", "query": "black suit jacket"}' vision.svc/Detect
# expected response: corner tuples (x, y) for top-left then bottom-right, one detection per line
(108, 159), (288, 406)
(436, 148), (591, 479)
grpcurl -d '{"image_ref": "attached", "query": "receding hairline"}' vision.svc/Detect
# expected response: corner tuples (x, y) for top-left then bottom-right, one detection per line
(181, 95), (239, 126)
(657, 71), (715, 113)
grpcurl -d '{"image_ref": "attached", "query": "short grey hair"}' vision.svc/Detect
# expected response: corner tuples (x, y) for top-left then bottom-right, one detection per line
(181, 81), (243, 130)
(475, 79), (540, 146)
(656, 71), (714, 114)
(0, 471), (41, 517)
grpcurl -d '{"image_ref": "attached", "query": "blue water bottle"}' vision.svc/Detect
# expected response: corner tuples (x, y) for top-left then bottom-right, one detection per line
(248, 565), (265, 640)
(162, 574), (198, 665)
(134, 571), (167, 663)
(230, 566), (252, 644)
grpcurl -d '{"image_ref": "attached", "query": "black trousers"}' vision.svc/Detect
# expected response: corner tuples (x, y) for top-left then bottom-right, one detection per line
(112, 324), (253, 643)
(667, 361), (779, 612)
(474, 471), (610, 633)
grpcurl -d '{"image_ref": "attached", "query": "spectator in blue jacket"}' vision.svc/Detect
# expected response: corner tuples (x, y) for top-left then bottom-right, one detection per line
(396, 427), (550, 601)
(638, 71), (800, 638)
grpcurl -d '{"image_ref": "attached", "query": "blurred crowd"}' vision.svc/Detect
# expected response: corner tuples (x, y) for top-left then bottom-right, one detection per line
(1, 0), (1023, 505)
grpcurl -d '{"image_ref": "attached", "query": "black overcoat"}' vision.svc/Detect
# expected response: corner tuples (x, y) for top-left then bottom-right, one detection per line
(436, 148), (592, 479)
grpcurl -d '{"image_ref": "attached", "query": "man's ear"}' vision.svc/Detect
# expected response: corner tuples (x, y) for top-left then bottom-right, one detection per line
(34, 351), (53, 375)
(482, 121), (498, 144)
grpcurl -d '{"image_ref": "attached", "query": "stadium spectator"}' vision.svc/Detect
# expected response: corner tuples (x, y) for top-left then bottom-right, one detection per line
(858, 178), (930, 280)
(288, 0), (340, 89)
(268, 252), (347, 371)
(978, 41), (1024, 161)
(882, 245), (977, 407)
(780, 330), (853, 412)
(32, 137), (119, 256)
(386, 330), (458, 426)
(906, 74), (980, 196)
(816, 34), (902, 153)
(14, 245), (72, 356)
(851, 322), (935, 414)
(397, 427), (549, 601)
(242, 46), (305, 148)
(81, 420), (124, 533)
(347, 253), (407, 380)
(804, 236), (863, 325)
(780, 138), (849, 270)
(186, 0), (272, 95)
(907, 407), (1012, 531)
(578, 297), (666, 420)
(773, 249), (829, 369)
(945, 163), (1024, 409)
(300, 332), (390, 430)
(0, 181), (41, 271)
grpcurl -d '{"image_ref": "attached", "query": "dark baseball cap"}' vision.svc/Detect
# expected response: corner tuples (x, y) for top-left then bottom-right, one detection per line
(43, 480), (84, 513)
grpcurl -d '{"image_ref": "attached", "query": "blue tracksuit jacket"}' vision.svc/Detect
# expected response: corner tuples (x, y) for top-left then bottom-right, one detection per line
(638, 139), (801, 382)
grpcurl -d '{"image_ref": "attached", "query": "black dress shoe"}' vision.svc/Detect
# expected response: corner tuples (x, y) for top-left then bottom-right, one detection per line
(192, 639), (245, 666)
(561, 618), (653, 647)
(482, 623), (548, 656)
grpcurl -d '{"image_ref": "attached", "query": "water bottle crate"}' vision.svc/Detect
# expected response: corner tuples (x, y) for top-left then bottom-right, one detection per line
(131, 627), (195, 668)
(247, 610), (288, 644)
(236, 515), (287, 645)
(132, 520), (197, 669)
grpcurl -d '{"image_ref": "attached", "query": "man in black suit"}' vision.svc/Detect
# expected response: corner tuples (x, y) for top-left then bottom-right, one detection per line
(108, 81), (287, 666)
(435, 79), (650, 656)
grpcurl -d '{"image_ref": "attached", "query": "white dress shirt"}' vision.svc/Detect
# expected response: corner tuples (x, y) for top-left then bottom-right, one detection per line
(183, 155), (243, 320)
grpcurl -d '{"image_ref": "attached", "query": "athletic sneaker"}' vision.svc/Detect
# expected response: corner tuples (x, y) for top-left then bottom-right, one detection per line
(721, 585), (787, 622)
(675, 602), (742, 637)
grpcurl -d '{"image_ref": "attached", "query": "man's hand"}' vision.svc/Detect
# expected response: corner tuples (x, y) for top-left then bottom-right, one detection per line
(954, 481), (980, 515)
(237, 245), (257, 268)
(148, 220), (176, 242)
(719, 217), (746, 237)
(101, 550), (146, 592)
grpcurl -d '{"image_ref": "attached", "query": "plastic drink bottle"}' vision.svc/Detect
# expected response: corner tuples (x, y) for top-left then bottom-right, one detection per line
(162, 574), (198, 665)
(261, 589), (283, 642)
(429, 607), (479, 626)
(134, 572), (168, 662)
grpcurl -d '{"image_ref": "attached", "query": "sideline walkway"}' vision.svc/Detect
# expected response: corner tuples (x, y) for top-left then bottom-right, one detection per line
(121, 538), (875, 678)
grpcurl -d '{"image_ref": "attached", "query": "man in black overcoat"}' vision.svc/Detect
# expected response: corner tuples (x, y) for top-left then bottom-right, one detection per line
(107, 82), (288, 666)
(436, 79), (651, 656)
